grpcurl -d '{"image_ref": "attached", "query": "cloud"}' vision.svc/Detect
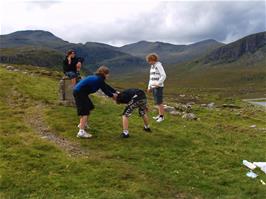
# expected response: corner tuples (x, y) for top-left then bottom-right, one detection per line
(1, 0), (265, 46)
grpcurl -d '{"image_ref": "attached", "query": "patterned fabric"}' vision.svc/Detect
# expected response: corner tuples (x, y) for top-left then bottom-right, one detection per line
(123, 97), (147, 117)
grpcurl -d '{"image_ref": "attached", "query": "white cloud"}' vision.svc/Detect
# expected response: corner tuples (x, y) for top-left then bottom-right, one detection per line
(1, 0), (265, 46)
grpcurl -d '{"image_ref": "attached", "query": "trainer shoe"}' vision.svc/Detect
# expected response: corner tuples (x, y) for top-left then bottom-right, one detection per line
(120, 132), (130, 138)
(156, 116), (164, 123)
(76, 130), (92, 138)
(143, 127), (152, 132)
(152, 115), (160, 120)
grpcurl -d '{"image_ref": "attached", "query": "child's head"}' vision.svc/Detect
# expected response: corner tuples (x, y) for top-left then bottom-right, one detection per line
(116, 92), (124, 104)
(67, 50), (76, 58)
(146, 53), (159, 65)
(95, 65), (110, 79)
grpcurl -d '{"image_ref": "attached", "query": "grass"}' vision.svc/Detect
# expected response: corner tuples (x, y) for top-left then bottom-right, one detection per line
(0, 65), (266, 198)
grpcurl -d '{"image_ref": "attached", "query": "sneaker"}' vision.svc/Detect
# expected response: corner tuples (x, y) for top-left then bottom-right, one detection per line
(143, 127), (152, 132)
(120, 132), (130, 138)
(77, 124), (89, 129)
(153, 115), (160, 120)
(76, 130), (92, 138)
(156, 116), (164, 123)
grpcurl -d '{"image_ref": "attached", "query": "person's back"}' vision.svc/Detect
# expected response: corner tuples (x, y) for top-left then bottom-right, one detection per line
(74, 75), (101, 94)
(116, 88), (146, 104)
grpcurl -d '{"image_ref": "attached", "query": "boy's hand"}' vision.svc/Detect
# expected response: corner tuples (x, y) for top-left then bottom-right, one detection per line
(147, 88), (152, 93)
(112, 93), (117, 101)
(152, 83), (159, 88)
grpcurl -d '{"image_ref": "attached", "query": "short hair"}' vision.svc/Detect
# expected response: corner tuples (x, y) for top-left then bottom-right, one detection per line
(146, 53), (159, 62)
(67, 50), (75, 56)
(95, 65), (110, 78)
(116, 92), (124, 104)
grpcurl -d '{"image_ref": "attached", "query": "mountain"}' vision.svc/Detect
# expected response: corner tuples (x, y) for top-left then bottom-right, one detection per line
(119, 39), (224, 64)
(203, 32), (266, 64)
(0, 30), (68, 48)
(0, 30), (146, 73)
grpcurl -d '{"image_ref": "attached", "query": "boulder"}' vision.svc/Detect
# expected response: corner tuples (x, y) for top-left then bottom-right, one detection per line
(59, 77), (75, 105)
(222, 104), (241, 109)
(164, 105), (176, 113)
(6, 65), (15, 71)
(169, 110), (182, 116)
(175, 103), (192, 112)
(182, 113), (197, 120)
(207, 102), (215, 109)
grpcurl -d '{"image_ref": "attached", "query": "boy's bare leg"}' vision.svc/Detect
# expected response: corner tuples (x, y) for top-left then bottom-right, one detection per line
(122, 115), (129, 130)
(79, 115), (88, 130)
(142, 114), (149, 126)
(158, 104), (164, 116)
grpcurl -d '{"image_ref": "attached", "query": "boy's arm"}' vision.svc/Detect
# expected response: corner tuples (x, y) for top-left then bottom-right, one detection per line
(100, 81), (116, 97)
(157, 63), (166, 85)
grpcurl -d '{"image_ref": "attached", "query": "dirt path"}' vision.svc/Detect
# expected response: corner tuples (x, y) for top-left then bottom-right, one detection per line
(7, 89), (88, 157)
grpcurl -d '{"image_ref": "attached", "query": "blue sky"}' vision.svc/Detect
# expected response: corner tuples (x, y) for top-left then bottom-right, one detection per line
(1, 0), (265, 46)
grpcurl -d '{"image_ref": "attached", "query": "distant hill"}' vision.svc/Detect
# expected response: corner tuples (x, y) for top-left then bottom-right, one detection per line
(0, 30), (146, 73)
(203, 32), (266, 64)
(0, 47), (64, 68)
(119, 39), (224, 64)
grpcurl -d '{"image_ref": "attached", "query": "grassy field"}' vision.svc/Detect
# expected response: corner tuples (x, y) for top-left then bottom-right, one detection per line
(0, 65), (266, 199)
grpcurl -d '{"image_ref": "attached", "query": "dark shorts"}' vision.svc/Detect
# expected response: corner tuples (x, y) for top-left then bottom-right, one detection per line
(73, 91), (94, 116)
(152, 87), (164, 105)
(123, 92), (147, 117)
(65, 71), (78, 79)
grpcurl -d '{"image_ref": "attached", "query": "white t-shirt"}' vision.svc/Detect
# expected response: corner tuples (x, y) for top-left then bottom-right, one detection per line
(148, 62), (166, 89)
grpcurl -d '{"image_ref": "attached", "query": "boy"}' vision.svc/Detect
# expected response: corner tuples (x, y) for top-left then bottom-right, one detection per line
(63, 50), (84, 85)
(73, 66), (117, 138)
(146, 53), (166, 123)
(116, 88), (151, 138)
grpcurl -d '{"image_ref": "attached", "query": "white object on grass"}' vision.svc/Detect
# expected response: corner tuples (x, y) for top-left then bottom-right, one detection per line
(253, 162), (266, 174)
(260, 180), (266, 185)
(243, 160), (256, 170)
(246, 171), (258, 179)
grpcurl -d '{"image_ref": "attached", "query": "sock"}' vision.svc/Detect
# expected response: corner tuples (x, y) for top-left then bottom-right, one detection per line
(144, 125), (150, 129)
(123, 130), (129, 135)
(159, 115), (164, 118)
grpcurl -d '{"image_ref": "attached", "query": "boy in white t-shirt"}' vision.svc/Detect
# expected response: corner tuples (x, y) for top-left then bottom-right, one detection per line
(146, 53), (166, 123)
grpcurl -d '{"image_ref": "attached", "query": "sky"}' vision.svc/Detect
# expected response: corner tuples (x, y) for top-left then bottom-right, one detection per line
(0, 0), (265, 46)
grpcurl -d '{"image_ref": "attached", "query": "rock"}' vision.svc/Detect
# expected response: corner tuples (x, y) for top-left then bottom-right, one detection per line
(175, 104), (192, 112)
(40, 70), (52, 76)
(201, 104), (207, 107)
(169, 110), (182, 116)
(6, 65), (15, 70)
(182, 113), (197, 120)
(179, 94), (186, 97)
(164, 105), (176, 113)
(13, 69), (20, 72)
(222, 104), (241, 109)
(187, 101), (195, 105)
(207, 102), (215, 109)
(22, 71), (28, 75)
(59, 78), (75, 105)
(250, 125), (256, 128)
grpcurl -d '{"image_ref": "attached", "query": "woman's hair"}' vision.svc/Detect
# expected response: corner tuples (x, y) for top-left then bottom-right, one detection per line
(67, 50), (75, 56)
(95, 65), (110, 78)
(146, 53), (159, 62)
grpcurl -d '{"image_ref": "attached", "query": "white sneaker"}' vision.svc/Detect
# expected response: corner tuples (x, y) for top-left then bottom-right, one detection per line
(153, 115), (160, 120)
(76, 130), (92, 138)
(77, 124), (89, 129)
(156, 117), (164, 123)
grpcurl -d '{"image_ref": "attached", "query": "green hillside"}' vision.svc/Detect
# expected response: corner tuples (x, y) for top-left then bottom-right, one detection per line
(0, 64), (266, 198)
